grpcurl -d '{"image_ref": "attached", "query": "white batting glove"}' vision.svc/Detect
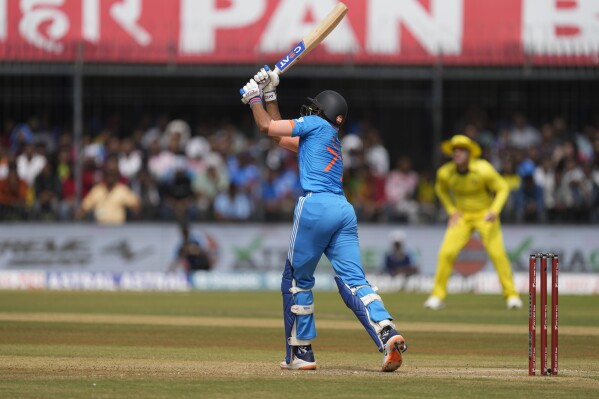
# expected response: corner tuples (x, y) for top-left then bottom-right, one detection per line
(240, 79), (262, 106)
(263, 67), (279, 102)
(253, 66), (270, 89)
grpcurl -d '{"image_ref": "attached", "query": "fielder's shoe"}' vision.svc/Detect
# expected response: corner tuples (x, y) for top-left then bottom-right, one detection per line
(507, 296), (523, 310)
(380, 326), (407, 372)
(424, 295), (445, 310)
(280, 345), (317, 370)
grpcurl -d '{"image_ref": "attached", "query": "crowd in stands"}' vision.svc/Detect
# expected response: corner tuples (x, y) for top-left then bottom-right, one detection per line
(0, 111), (598, 224)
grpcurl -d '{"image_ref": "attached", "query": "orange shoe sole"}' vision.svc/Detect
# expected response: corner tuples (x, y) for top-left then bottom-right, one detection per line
(382, 335), (405, 372)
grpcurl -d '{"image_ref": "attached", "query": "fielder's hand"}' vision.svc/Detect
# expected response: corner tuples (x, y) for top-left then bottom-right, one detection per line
(484, 211), (497, 222)
(448, 211), (462, 227)
(240, 79), (262, 106)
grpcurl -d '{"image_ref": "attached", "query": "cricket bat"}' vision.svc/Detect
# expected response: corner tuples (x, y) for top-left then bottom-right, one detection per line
(272, 2), (348, 75)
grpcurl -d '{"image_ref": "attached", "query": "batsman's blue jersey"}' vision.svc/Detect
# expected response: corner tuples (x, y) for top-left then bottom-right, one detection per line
(284, 115), (391, 344)
(291, 115), (343, 195)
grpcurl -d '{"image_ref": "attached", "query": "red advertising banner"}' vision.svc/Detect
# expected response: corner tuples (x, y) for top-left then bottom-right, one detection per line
(0, 0), (598, 66)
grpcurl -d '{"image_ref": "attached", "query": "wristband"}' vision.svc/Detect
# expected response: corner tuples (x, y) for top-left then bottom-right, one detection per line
(264, 91), (277, 102)
(249, 97), (262, 107)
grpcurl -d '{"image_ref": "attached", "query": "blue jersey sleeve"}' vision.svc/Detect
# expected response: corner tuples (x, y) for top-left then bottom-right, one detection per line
(291, 117), (314, 138)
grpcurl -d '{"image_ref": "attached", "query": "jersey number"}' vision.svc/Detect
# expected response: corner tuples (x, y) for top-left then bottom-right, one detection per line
(324, 147), (339, 172)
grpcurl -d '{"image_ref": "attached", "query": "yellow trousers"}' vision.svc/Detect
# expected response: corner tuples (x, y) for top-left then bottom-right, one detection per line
(431, 210), (518, 300)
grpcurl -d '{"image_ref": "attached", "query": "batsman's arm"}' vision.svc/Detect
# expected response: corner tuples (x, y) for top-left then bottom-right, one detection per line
(265, 100), (282, 121)
(264, 101), (300, 151)
(249, 104), (298, 153)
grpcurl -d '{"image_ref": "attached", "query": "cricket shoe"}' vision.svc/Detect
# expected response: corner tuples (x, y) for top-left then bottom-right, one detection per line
(506, 296), (523, 310)
(380, 326), (407, 372)
(423, 295), (445, 310)
(280, 345), (317, 370)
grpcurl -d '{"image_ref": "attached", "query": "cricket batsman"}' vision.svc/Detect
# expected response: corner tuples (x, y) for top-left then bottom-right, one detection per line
(424, 135), (523, 310)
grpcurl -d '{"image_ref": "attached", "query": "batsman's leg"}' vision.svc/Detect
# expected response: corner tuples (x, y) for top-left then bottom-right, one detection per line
(326, 200), (407, 371)
(281, 259), (317, 370)
(280, 193), (329, 370)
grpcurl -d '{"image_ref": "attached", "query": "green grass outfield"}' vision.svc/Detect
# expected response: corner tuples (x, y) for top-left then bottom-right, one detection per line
(0, 290), (598, 398)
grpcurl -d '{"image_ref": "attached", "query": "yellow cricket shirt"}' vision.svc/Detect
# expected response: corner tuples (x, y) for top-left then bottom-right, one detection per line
(435, 159), (509, 215)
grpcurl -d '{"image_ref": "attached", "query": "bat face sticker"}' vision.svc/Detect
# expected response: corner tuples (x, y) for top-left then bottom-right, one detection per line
(276, 41), (306, 72)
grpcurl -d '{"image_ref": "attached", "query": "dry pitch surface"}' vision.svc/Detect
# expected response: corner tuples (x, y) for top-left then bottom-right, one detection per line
(0, 291), (598, 398)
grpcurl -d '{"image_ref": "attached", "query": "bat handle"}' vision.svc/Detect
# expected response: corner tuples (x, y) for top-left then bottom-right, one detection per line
(263, 65), (282, 76)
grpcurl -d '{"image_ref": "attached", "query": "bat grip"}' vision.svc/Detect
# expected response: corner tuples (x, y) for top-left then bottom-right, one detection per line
(264, 64), (282, 76)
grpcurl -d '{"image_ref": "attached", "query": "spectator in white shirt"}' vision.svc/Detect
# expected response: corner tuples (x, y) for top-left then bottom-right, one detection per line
(509, 112), (541, 150)
(17, 143), (46, 186)
(118, 137), (142, 179)
(364, 127), (390, 176)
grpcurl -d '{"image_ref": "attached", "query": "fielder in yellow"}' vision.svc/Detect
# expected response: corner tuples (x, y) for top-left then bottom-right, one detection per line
(424, 135), (523, 310)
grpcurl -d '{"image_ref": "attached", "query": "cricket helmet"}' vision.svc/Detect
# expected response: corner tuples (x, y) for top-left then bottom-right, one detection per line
(301, 90), (348, 126)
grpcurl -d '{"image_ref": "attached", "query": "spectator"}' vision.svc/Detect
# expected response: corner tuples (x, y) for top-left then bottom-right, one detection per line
(508, 112), (541, 150)
(141, 113), (169, 150)
(148, 135), (184, 183)
(213, 183), (251, 221)
(538, 123), (560, 161)
(59, 165), (77, 221)
(363, 127), (390, 176)
(341, 134), (364, 170)
(385, 156), (419, 223)
(186, 123), (212, 163)
(576, 125), (595, 163)
(9, 123), (33, 154)
(130, 167), (160, 219)
(118, 137), (142, 179)
(415, 168), (437, 224)
(500, 158), (521, 223)
(104, 134), (121, 159)
(228, 151), (260, 194)
(83, 131), (108, 167)
(16, 142), (46, 186)
(210, 123), (247, 158)
(76, 160), (140, 224)
(160, 166), (197, 221)
(383, 230), (419, 277)
(557, 157), (590, 222)
(33, 161), (62, 220)
(352, 165), (386, 222)
(534, 158), (557, 221)
(0, 145), (9, 179)
(168, 223), (214, 273)
(56, 146), (72, 182)
(0, 162), (28, 220)
(515, 174), (545, 223)
(261, 168), (288, 221)
(463, 123), (495, 151)
(193, 159), (229, 220)
(163, 119), (191, 151)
